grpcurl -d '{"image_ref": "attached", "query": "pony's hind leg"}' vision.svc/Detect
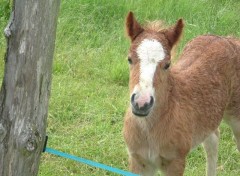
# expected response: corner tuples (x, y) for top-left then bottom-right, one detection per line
(225, 116), (240, 152)
(203, 129), (220, 176)
(225, 87), (240, 152)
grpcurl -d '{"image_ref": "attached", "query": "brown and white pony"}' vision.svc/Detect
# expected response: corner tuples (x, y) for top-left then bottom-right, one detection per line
(123, 12), (240, 176)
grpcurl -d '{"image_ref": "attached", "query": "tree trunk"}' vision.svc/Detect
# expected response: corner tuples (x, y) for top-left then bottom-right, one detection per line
(0, 0), (60, 175)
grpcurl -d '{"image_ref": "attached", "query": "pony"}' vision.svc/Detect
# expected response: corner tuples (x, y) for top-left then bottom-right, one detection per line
(123, 11), (240, 176)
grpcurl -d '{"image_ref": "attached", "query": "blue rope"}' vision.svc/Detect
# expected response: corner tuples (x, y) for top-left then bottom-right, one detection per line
(45, 147), (139, 176)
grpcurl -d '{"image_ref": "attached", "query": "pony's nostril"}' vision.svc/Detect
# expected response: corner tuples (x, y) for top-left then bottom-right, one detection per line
(131, 93), (136, 104)
(140, 97), (154, 111)
(149, 96), (154, 106)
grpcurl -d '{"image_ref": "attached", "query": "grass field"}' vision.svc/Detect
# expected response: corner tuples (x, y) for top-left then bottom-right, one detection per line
(0, 0), (240, 175)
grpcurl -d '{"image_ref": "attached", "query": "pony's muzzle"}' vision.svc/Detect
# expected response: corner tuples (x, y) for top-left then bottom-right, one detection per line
(131, 93), (154, 117)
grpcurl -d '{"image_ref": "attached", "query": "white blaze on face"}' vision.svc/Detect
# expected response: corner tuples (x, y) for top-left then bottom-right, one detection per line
(136, 39), (165, 93)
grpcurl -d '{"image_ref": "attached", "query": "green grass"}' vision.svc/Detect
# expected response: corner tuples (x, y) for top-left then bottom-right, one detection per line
(0, 0), (10, 80)
(0, 0), (240, 175)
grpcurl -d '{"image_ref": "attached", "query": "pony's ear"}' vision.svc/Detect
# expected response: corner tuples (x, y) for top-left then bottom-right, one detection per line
(126, 12), (144, 41)
(164, 19), (184, 48)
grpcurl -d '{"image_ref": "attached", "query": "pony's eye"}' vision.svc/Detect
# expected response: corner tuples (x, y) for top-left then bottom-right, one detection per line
(128, 57), (133, 64)
(164, 62), (171, 70)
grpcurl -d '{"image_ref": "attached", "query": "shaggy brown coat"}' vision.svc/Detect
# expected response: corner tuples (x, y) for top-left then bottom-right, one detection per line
(124, 12), (240, 176)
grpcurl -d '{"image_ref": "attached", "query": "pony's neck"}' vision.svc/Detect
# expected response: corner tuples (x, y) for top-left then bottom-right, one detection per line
(149, 70), (181, 121)
(155, 73), (173, 111)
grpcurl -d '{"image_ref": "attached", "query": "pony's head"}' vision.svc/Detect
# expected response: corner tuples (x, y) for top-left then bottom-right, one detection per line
(125, 12), (184, 117)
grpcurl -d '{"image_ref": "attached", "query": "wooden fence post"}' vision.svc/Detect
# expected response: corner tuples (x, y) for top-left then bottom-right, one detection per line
(0, 0), (60, 175)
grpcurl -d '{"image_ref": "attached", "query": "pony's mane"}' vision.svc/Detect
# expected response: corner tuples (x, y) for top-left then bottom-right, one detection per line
(143, 20), (167, 32)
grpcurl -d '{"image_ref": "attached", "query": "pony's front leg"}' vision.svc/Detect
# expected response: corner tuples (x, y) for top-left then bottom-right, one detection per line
(129, 154), (157, 176)
(164, 157), (186, 176)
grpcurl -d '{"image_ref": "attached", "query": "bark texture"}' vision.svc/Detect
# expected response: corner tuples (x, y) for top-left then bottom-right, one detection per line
(0, 0), (60, 175)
